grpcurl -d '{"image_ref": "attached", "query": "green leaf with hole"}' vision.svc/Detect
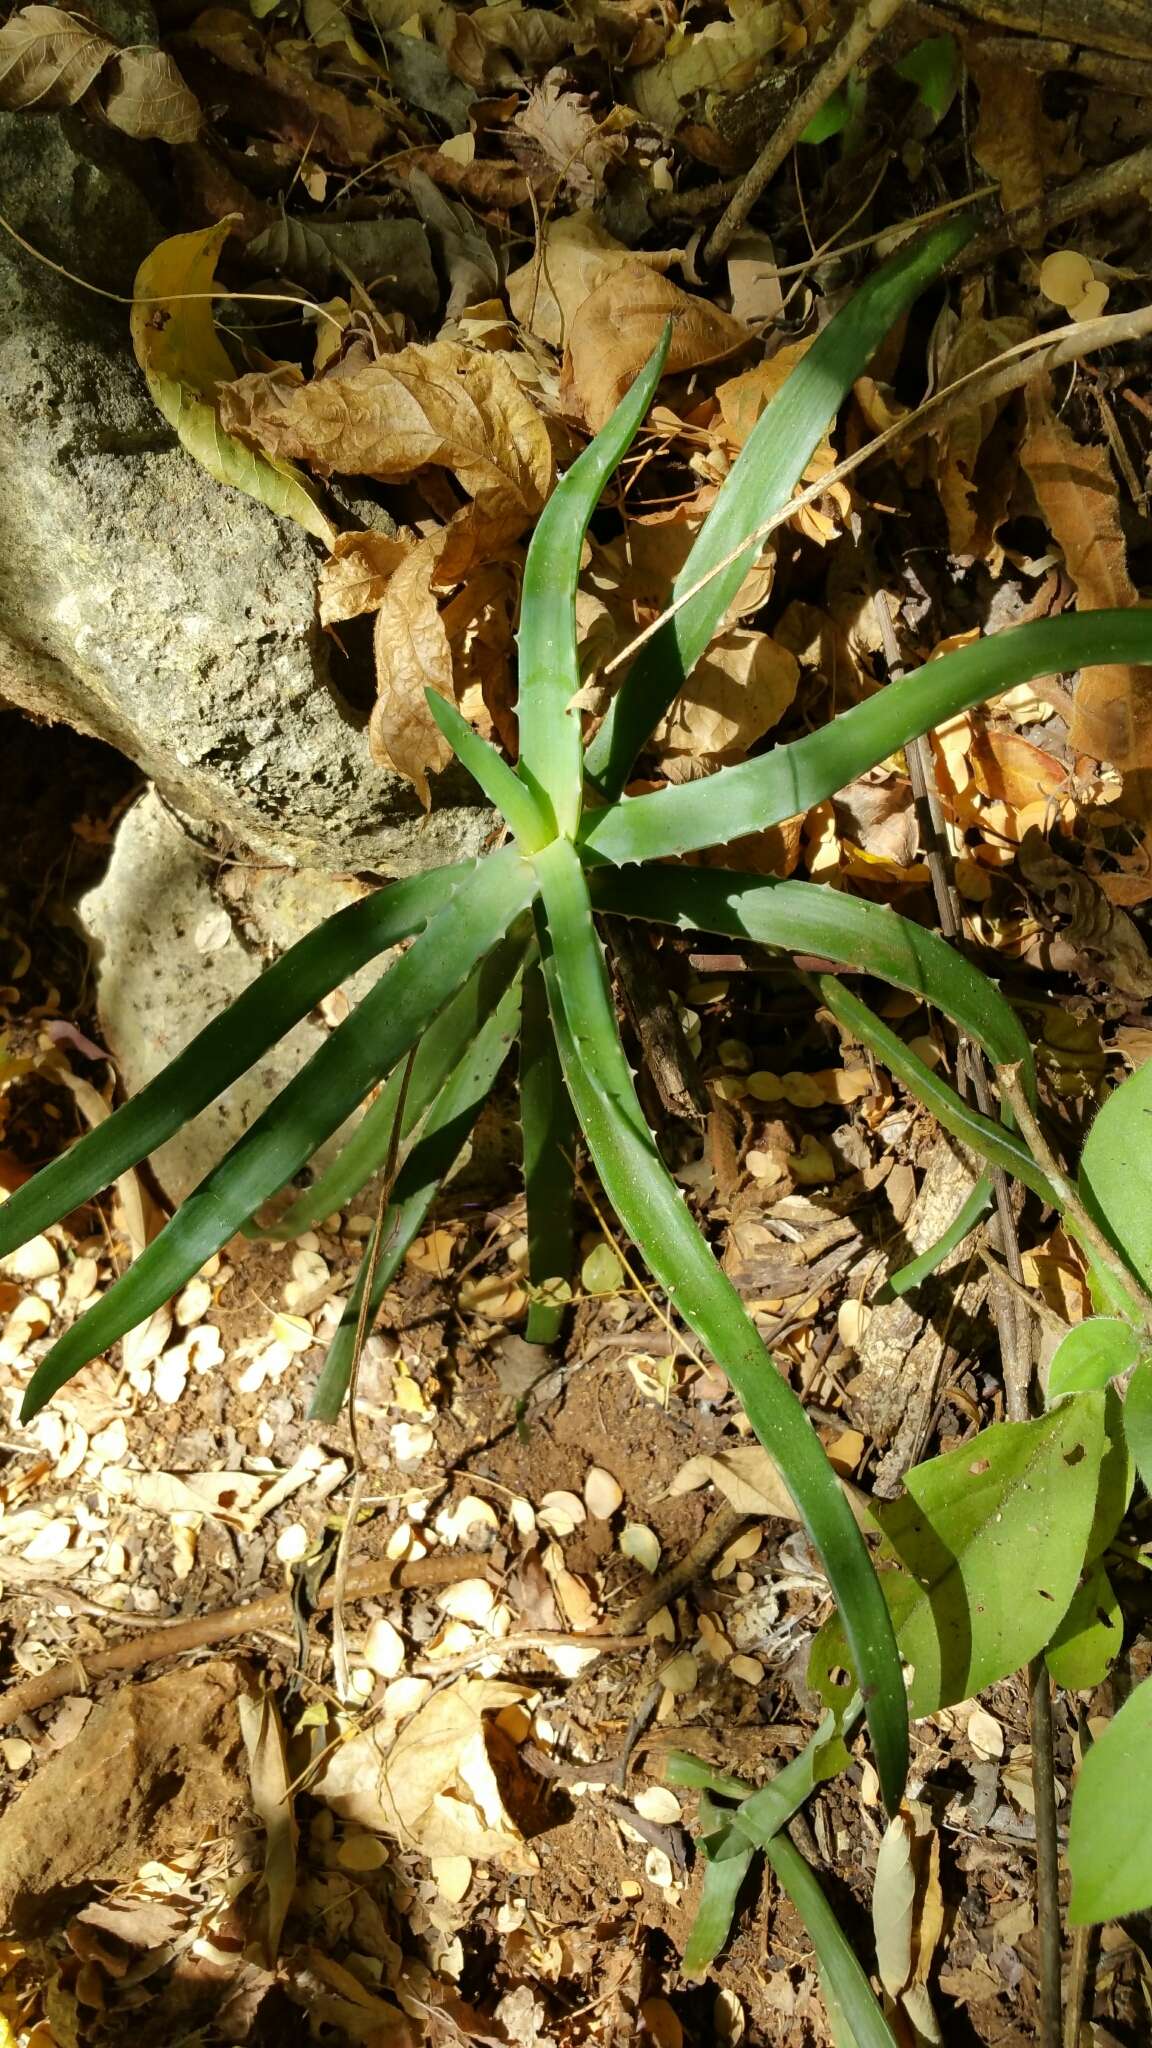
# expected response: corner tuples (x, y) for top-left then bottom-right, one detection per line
(811, 1400), (1107, 1718)
(1069, 1673), (1152, 1923)
(1046, 1563), (1122, 1692)
(1080, 1058), (1152, 1293)
(1048, 1317), (1143, 1402)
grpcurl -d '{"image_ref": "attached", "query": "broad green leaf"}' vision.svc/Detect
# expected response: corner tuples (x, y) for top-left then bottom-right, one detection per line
(21, 849), (537, 1416)
(894, 35), (958, 119)
(0, 865), (466, 1263)
(591, 866), (1033, 1081)
(1069, 1674), (1152, 1924)
(1046, 1564), (1122, 1692)
(878, 1398), (1107, 1715)
(520, 955), (577, 1346)
(1081, 1389), (1134, 1565)
(581, 613), (1152, 866)
(1080, 1058), (1152, 1293)
(1047, 1317), (1142, 1402)
(1123, 1351), (1152, 1491)
(309, 972), (524, 1420)
(584, 217), (975, 799)
(517, 326), (670, 837)
(813, 1403), (1107, 1718)
(131, 221), (337, 546)
(252, 923), (531, 1240)
(532, 835), (909, 1814)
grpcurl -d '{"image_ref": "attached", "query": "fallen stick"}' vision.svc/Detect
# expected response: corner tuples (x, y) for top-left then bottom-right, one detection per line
(0, 1553), (490, 1727)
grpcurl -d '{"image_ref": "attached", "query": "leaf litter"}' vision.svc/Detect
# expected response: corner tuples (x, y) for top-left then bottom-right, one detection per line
(5, 0), (1152, 2039)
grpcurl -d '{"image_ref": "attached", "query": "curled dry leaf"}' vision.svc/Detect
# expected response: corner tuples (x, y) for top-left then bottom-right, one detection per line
(1020, 386), (1152, 772)
(565, 263), (749, 430)
(319, 529), (411, 626)
(238, 1689), (297, 1969)
(0, 5), (200, 140)
(968, 44), (1078, 221)
(132, 223), (336, 547)
(507, 210), (669, 349)
(669, 1445), (799, 1522)
(369, 533), (454, 807)
(511, 71), (631, 200)
(313, 1675), (538, 1871)
(628, 1), (785, 135)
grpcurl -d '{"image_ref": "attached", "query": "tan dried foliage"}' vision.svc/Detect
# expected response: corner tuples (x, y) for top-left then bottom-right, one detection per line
(931, 282), (1030, 556)
(320, 529), (410, 626)
(511, 71), (630, 199)
(968, 44), (1079, 221)
(565, 263), (748, 430)
(652, 631), (799, 764)
(369, 533), (455, 807)
(0, 3), (200, 138)
(1021, 386), (1152, 770)
(507, 210), (669, 349)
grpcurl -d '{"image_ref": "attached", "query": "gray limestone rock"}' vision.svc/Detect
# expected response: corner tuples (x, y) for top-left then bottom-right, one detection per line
(0, 99), (488, 877)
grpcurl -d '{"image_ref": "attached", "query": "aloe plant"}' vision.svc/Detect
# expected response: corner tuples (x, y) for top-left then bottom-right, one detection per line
(6, 212), (1152, 1829)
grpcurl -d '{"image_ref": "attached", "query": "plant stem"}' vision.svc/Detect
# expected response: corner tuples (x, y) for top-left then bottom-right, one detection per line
(703, 0), (911, 269)
(1030, 1655), (1064, 2048)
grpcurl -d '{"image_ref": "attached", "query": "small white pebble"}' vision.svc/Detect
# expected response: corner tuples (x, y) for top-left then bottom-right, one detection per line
(275, 1523), (310, 1564)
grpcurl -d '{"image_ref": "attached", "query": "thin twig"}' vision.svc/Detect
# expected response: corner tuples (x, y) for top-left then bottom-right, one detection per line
(0, 1553), (492, 1727)
(1030, 1656), (1063, 2048)
(703, 0), (912, 269)
(953, 143), (1152, 277)
(608, 1506), (749, 1636)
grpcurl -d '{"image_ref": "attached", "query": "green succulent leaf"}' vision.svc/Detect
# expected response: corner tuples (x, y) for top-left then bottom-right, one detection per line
(533, 834), (909, 1812)
(520, 953), (578, 1347)
(585, 216), (975, 799)
(582, 614), (1152, 866)
(763, 1832), (900, 2048)
(0, 865), (467, 1262)
(21, 849), (536, 1417)
(309, 970), (525, 1421)
(517, 324), (671, 837)
(425, 690), (555, 851)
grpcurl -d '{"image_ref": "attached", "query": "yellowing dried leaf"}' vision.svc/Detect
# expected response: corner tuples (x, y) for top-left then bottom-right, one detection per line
(313, 1675), (538, 1870)
(652, 630), (798, 762)
(369, 533), (454, 808)
(1021, 388), (1152, 769)
(566, 264), (748, 431)
(971, 730), (1065, 812)
(931, 283), (1030, 555)
(512, 73), (630, 200)
(629, 6), (785, 134)
(670, 1446), (798, 1521)
(132, 223), (336, 547)
(715, 341), (813, 447)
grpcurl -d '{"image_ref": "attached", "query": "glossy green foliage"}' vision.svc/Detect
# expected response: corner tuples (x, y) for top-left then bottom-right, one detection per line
(1080, 1057), (1152, 1292)
(1123, 1351), (1152, 1490)
(1069, 1673), (1152, 1924)
(811, 1400), (1108, 1719)
(1047, 1317), (1143, 1402)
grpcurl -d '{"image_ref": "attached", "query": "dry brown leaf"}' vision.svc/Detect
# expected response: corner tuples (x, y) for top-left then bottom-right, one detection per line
(319, 528), (411, 626)
(968, 44), (1079, 221)
(506, 210), (667, 349)
(313, 1675), (538, 1870)
(715, 341), (813, 447)
(100, 45), (201, 140)
(0, 4), (112, 106)
(566, 263), (748, 430)
(971, 730), (1065, 812)
(448, 2), (572, 89)
(181, 11), (388, 166)
(628, 3), (785, 134)
(1020, 388), (1152, 769)
(221, 341), (552, 572)
(238, 1689), (297, 1969)
(369, 533), (454, 808)
(652, 630), (798, 763)
(511, 70), (630, 199)
(668, 1446), (799, 1522)
(931, 281), (1030, 555)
